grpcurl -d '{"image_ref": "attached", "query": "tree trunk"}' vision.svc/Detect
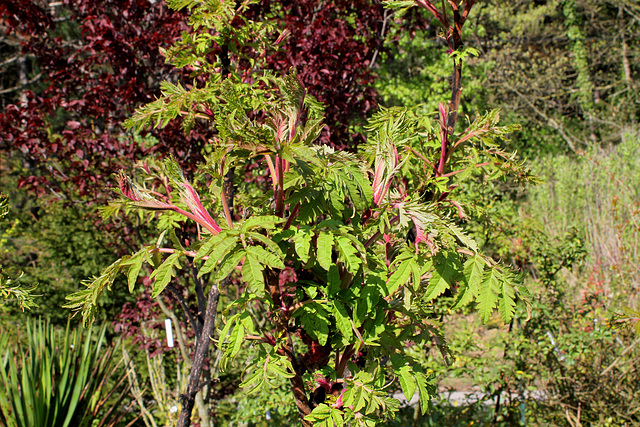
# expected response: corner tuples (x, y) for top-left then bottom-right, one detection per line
(176, 283), (221, 427)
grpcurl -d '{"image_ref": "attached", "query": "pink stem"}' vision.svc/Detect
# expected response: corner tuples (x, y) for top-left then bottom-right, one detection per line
(284, 203), (301, 230)
(265, 155), (277, 193)
(155, 248), (198, 258)
(171, 207), (220, 235)
(364, 215), (400, 248)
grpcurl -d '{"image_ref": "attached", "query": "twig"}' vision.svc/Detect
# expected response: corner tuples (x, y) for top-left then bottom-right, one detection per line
(600, 336), (640, 376)
(0, 72), (43, 95)
(191, 262), (207, 323)
(369, 8), (394, 70)
(177, 279), (222, 427)
(505, 84), (582, 152)
(167, 285), (200, 339)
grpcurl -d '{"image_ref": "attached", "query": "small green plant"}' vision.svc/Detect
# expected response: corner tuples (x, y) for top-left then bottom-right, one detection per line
(0, 319), (128, 427)
(65, 1), (536, 425)
(0, 193), (37, 312)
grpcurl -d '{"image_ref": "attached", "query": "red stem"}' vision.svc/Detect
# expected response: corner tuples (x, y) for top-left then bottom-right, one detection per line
(171, 207), (220, 235)
(284, 203), (300, 230)
(364, 214), (400, 248)
(155, 247), (198, 258)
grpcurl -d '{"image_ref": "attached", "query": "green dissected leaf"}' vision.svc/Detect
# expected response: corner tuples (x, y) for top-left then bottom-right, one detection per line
(332, 301), (353, 341)
(194, 233), (227, 261)
(326, 181), (345, 215)
(410, 259), (422, 291)
(240, 215), (285, 233)
(167, 228), (187, 251)
(294, 301), (330, 346)
(150, 251), (183, 297)
(331, 409), (345, 427)
(382, 1), (416, 16)
(304, 404), (333, 426)
(335, 235), (361, 274)
(340, 232), (366, 258)
(423, 256), (457, 302)
(397, 365), (417, 402)
(217, 313), (240, 353)
(228, 318), (246, 359)
(198, 235), (239, 277)
(316, 231), (334, 271)
(298, 191), (325, 223)
(498, 273), (517, 323)
(63, 258), (125, 326)
(246, 245), (285, 269)
(349, 165), (373, 207)
(386, 256), (414, 295)
(327, 264), (341, 295)
(355, 283), (381, 326)
(293, 227), (313, 263)
(342, 371), (401, 418)
(214, 249), (246, 281)
(446, 223), (479, 253)
(247, 232), (285, 258)
(243, 253), (265, 297)
(239, 367), (265, 393)
(119, 247), (149, 293)
(478, 267), (501, 323)
(334, 169), (363, 211)
(463, 254), (485, 297)
(342, 381), (366, 413)
(266, 356), (296, 379)
(414, 371), (436, 415)
(240, 349), (297, 396)
(452, 281), (474, 309)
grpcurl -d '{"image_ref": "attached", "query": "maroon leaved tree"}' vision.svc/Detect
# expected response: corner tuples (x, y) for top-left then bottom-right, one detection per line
(254, 0), (384, 148)
(1, 0), (385, 198)
(0, 0), (193, 197)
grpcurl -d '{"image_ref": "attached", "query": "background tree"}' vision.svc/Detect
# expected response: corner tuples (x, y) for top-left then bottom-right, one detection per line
(375, 0), (640, 156)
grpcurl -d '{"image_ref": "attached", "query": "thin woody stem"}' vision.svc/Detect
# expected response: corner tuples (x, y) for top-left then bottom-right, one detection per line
(176, 280), (222, 427)
(264, 268), (313, 425)
(166, 284), (200, 339)
(438, 1), (475, 175)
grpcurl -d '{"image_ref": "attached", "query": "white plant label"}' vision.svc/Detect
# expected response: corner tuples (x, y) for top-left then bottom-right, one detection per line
(165, 318), (174, 348)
